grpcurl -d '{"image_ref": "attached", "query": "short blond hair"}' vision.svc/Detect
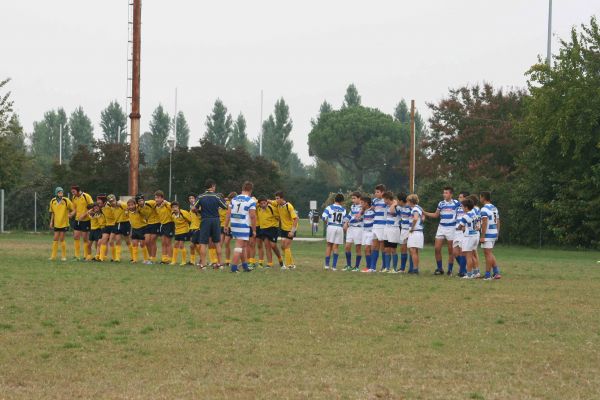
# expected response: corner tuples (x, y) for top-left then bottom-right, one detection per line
(407, 194), (419, 205)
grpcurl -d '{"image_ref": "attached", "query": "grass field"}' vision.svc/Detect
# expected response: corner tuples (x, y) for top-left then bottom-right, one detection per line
(1, 225), (599, 399)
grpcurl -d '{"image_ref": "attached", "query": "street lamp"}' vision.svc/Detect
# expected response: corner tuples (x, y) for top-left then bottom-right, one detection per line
(167, 136), (175, 199)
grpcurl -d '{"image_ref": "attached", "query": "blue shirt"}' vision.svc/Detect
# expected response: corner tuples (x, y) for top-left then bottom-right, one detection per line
(437, 199), (461, 227)
(194, 191), (227, 219)
(480, 203), (499, 240)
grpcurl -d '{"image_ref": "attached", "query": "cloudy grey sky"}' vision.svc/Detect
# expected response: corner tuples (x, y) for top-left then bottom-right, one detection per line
(2, 1), (598, 163)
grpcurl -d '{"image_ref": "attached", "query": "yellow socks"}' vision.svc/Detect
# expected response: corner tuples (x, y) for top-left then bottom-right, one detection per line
(171, 248), (179, 265)
(258, 259), (264, 265)
(115, 245), (122, 261)
(83, 243), (90, 259)
(111, 245), (117, 261)
(284, 248), (294, 266)
(100, 244), (108, 261)
(142, 247), (150, 262)
(60, 241), (66, 259)
(74, 238), (81, 258)
(180, 249), (187, 265)
(128, 244), (134, 260)
(50, 241), (58, 260)
(132, 246), (138, 263)
(249, 257), (256, 264)
(209, 248), (217, 264)
(190, 252), (196, 264)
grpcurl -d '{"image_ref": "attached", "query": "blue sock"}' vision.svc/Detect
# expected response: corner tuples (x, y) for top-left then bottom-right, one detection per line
(242, 262), (249, 271)
(436, 260), (443, 271)
(325, 256), (330, 267)
(485, 271), (491, 278)
(458, 256), (466, 274)
(355, 255), (362, 268)
(365, 254), (372, 269)
(493, 265), (500, 275)
(447, 262), (454, 273)
(400, 253), (408, 271)
(408, 256), (414, 272)
(372, 250), (379, 270)
(384, 254), (391, 269)
(332, 253), (339, 268)
(231, 264), (238, 272)
(392, 254), (399, 270)
(345, 251), (352, 266)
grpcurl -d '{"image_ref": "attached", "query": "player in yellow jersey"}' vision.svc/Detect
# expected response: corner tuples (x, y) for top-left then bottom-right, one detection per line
(48, 187), (74, 261)
(99, 194), (117, 260)
(188, 194), (201, 265)
(136, 194), (160, 263)
(69, 185), (93, 261)
(94, 195), (112, 261)
(273, 191), (299, 269)
(256, 196), (284, 268)
(153, 190), (174, 263)
(170, 201), (192, 266)
(219, 192), (236, 266)
(110, 195), (133, 262)
(126, 198), (150, 264)
(86, 202), (106, 261)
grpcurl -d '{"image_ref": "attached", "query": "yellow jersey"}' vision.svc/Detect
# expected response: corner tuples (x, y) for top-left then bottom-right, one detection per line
(49, 197), (74, 229)
(139, 200), (160, 225)
(172, 210), (191, 235)
(90, 212), (106, 230)
(102, 205), (116, 226)
(71, 192), (93, 221)
(272, 200), (298, 231)
(257, 203), (279, 229)
(128, 209), (147, 229)
(219, 200), (230, 227)
(189, 207), (201, 230)
(155, 200), (173, 225)
(113, 201), (129, 223)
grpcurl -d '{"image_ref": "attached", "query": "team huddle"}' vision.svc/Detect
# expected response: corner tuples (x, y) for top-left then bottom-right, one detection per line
(321, 185), (501, 280)
(47, 179), (299, 272)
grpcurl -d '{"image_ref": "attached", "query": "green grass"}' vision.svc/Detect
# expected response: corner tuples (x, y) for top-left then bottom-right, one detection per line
(1, 232), (599, 399)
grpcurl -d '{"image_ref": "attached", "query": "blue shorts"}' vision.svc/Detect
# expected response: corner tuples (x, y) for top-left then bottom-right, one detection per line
(199, 218), (221, 244)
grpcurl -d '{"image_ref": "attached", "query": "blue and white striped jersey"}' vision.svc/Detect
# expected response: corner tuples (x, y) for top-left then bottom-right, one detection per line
(437, 199), (461, 227)
(455, 204), (465, 229)
(459, 210), (479, 237)
(400, 205), (412, 230)
(372, 198), (388, 228)
(386, 205), (401, 227)
(362, 209), (375, 232)
(480, 203), (499, 240)
(322, 204), (347, 227)
(410, 206), (424, 231)
(229, 195), (256, 239)
(345, 204), (363, 227)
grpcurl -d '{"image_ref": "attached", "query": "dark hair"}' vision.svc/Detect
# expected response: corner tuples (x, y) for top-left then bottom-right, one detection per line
(154, 190), (165, 198)
(397, 192), (407, 202)
(461, 198), (474, 210)
(187, 193), (196, 199)
(334, 193), (344, 203)
(480, 191), (491, 201)
(375, 184), (386, 192)
(275, 191), (285, 199)
(258, 195), (267, 202)
(71, 185), (80, 192)
(383, 191), (394, 201)
(242, 181), (254, 192)
(468, 194), (479, 207)
(171, 201), (179, 207)
(443, 186), (454, 193)
(361, 196), (372, 207)
(351, 191), (362, 198)
(227, 191), (237, 200)
(205, 179), (216, 189)
(459, 191), (470, 198)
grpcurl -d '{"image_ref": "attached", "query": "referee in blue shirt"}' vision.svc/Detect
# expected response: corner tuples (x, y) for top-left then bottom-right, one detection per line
(194, 178), (228, 268)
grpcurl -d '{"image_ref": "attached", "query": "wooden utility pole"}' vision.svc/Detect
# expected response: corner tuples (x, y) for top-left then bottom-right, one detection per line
(409, 100), (416, 193)
(128, 0), (142, 196)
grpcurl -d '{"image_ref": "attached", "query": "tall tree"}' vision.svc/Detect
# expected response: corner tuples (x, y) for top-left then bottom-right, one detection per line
(204, 99), (232, 147)
(310, 100), (333, 128)
(31, 108), (72, 165)
(262, 98), (294, 171)
(342, 84), (361, 108)
(230, 113), (249, 151)
(140, 105), (170, 166)
(100, 101), (127, 143)
(69, 106), (94, 150)
(0, 114), (27, 191)
(0, 78), (13, 133)
(173, 111), (190, 149)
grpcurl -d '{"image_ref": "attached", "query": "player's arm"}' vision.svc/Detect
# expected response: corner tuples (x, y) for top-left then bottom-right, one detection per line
(224, 205), (232, 233)
(217, 195), (227, 210)
(249, 209), (257, 237)
(49, 211), (54, 229)
(182, 210), (192, 223)
(422, 207), (440, 218)
(479, 213), (488, 243)
(290, 206), (299, 236)
(321, 207), (329, 224)
(409, 211), (418, 232)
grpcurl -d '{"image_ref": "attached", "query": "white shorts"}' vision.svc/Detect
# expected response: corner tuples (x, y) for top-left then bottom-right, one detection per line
(399, 229), (410, 245)
(326, 225), (344, 245)
(372, 227), (386, 241)
(407, 231), (424, 249)
(346, 226), (363, 244)
(384, 226), (401, 244)
(481, 240), (496, 249)
(453, 231), (464, 248)
(362, 230), (374, 246)
(462, 235), (479, 252)
(435, 225), (456, 241)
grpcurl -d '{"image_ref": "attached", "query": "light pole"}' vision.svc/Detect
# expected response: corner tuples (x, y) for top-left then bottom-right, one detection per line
(59, 123), (64, 165)
(167, 136), (175, 199)
(546, 0), (552, 67)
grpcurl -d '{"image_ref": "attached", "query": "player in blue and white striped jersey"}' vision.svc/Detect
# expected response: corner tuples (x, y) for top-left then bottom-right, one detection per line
(468, 194), (483, 278)
(343, 192), (363, 271)
(423, 186), (461, 275)
(479, 191), (501, 280)
(383, 192), (401, 272)
(406, 194), (424, 274)
(224, 181), (257, 273)
(371, 184), (388, 271)
(359, 196), (376, 272)
(452, 191), (470, 277)
(322, 194), (347, 271)
(397, 193), (414, 273)
(457, 197), (479, 279)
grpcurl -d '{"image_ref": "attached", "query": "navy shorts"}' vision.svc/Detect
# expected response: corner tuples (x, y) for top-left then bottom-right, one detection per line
(54, 226), (69, 232)
(72, 220), (91, 232)
(174, 232), (189, 242)
(102, 225), (115, 235)
(160, 222), (175, 238)
(199, 218), (221, 244)
(116, 222), (131, 236)
(89, 229), (102, 242)
(131, 228), (146, 241)
(146, 223), (161, 235)
(220, 226), (232, 238)
(258, 227), (278, 243)
(280, 229), (296, 240)
(190, 229), (201, 244)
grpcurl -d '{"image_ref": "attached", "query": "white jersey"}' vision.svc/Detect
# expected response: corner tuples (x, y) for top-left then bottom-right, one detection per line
(437, 199), (461, 228)
(410, 205), (424, 231)
(322, 204), (347, 227)
(362, 209), (375, 232)
(229, 194), (256, 239)
(346, 204), (363, 227)
(459, 210), (479, 237)
(480, 203), (499, 241)
(372, 198), (387, 229)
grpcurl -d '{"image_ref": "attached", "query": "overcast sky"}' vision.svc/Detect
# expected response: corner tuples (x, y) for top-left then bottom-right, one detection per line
(2, 1), (598, 163)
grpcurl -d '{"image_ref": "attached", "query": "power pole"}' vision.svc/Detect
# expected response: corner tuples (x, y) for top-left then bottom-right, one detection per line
(546, 0), (552, 67)
(128, 0), (142, 196)
(409, 100), (416, 193)
(259, 89), (263, 156)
